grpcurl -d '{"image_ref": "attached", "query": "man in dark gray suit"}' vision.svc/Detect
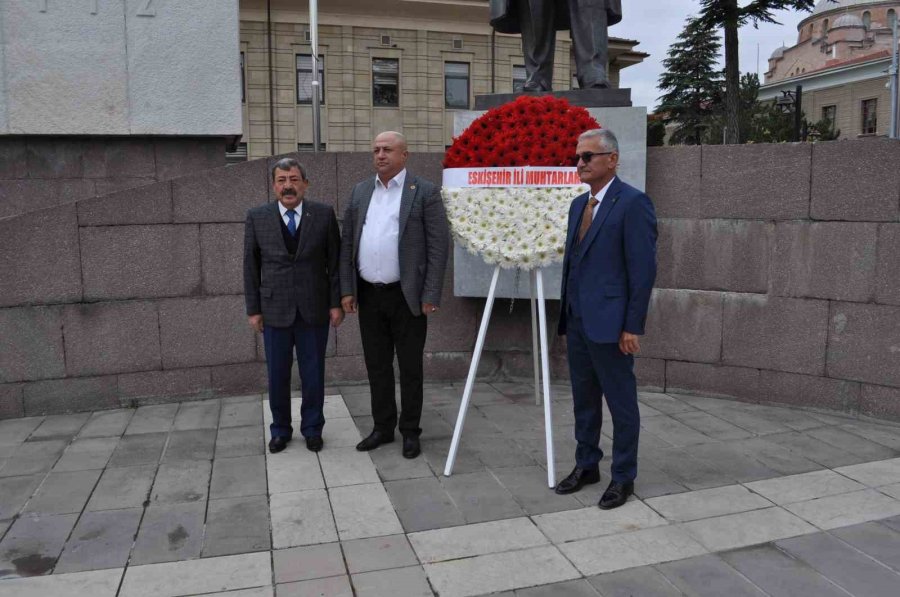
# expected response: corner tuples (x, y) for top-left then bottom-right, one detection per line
(244, 158), (343, 454)
(340, 131), (449, 459)
(490, 0), (622, 91)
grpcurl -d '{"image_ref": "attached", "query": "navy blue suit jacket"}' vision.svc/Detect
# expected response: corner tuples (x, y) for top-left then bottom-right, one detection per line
(558, 176), (658, 344)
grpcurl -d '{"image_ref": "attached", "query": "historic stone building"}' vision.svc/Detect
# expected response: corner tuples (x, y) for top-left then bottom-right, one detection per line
(760, 0), (899, 138)
(237, 0), (647, 158)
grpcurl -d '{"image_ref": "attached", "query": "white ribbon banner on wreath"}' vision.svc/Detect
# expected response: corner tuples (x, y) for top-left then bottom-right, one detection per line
(442, 166), (584, 188)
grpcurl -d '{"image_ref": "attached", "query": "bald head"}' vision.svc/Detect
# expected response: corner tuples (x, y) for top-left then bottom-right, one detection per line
(373, 130), (409, 182)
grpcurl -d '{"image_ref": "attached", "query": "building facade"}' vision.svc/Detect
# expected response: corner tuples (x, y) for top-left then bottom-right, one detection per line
(760, 0), (899, 138)
(237, 0), (647, 158)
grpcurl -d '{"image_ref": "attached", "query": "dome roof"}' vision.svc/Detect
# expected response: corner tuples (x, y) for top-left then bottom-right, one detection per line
(832, 12), (865, 27)
(813, 0), (886, 16)
(770, 45), (788, 59)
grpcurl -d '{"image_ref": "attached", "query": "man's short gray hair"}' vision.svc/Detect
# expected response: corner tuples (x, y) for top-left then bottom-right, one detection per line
(271, 157), (308, 181)
(578, 128), (619, 153)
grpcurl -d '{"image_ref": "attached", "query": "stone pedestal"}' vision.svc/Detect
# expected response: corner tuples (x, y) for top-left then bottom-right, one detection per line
(474, 88), (632, 110)
(451, 92), (647, 299)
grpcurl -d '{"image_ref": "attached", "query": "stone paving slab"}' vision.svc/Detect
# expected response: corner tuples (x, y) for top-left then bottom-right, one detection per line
(276, 574), (353, 597)
(533, 502), (666, 543)
(21, 469), (102, 515)
(645, 484), (772, 522)
(587, 566), (684, 597)
(266, 444), (324, 493)
(0, 567), (123, 597)
(86, 464), (156, 511)
(835, 457), (900, 487)
(172, 400), (221, 431)
(409, 517), (547, 564)
(721, 544), (852, 597)
(330, 482), (404, 541)
(0, 417), (43, 446)
(0, 513), (78, 578)
(384, 477), (466, 532)
(0, 440), (66, 477)
(151, 459), (211, 504)
(745, 468), (866, 504)
(119, 552), (270, 597)
(130, 501), (206, 565)
(209, 455), (266, 499)
(162, 429), (217, 462)
(319, 447), (380, 488)
(203, 495), (271, 557)
(0, 474), (45, 520)
(77, 409), (134, 439)
(831, 521), (900, 572)
(681, 506), (816, 551)
(342, 534), (419, 574)
(107, 432), (167, 467)
(784, 488), (900, 530)
(29, 413), (90, 441)
(657, 554), (768, 597)
(352, 565), (433, 597)
(272, 542), (346, 584)
(440, 470), (525, 524)
(52, 436), (119, 472)
(124, 404), (178, 435)
(270, 489), (337, 548)
(54, 508), (143, 573)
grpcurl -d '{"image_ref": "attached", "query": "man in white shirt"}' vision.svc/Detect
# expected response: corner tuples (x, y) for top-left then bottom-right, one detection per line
(339, 132), (449, 459)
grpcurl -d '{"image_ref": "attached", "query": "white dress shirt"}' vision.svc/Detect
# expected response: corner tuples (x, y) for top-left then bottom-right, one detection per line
(591, 176), (616, 219)
(358, 169), (405, 284)
(278, 201), (303, 228)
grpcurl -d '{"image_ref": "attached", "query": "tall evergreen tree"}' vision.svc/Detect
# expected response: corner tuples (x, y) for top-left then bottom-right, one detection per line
(657, 16), (722, 145)
(697, 0), (816, 144)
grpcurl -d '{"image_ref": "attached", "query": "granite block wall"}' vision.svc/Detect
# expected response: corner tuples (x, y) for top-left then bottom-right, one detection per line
(1, 140), (898, 422)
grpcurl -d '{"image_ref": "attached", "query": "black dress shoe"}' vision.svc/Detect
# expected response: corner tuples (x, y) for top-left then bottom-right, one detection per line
(554, 466), (600, 495)
(268, 436), (290, 454)
(356, 430), (394, 452)
(402, 436), (421, 459)
(598, 480), (634, 510)
(306, 436), (323, 452)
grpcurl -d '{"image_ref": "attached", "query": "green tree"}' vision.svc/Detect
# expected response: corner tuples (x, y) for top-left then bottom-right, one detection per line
(697, 0), (816, 144)
(647, 117), (666, 147)
(656, 16), (723, 145)
(706, 73), (799, 144)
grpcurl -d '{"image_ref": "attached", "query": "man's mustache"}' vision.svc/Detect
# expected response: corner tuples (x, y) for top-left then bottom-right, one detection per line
(282, 189), (297, 196)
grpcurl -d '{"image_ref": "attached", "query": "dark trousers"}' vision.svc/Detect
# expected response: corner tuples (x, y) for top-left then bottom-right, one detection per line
(515, 0), (610, 90)
(263, 311), (329, 440)
(566, 314), (639, 482)
(357, 280), (427, 438)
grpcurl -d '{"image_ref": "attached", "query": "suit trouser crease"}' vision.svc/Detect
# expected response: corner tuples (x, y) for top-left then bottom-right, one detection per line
(358, 283), (427, 437)
(517, 0), (555, 90)
(566, 315), (639, 482)
(263, 313), (329, 439)
(568, 0), (609, 87)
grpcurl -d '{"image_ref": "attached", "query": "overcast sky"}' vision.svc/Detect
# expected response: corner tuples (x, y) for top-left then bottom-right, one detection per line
(613, 1), (811, 109)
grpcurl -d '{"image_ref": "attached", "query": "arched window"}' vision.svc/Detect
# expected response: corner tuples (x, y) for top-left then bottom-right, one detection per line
(889, 9), (897, 29)
(862, 11), (871, 29)
(823, 18), (829, 34)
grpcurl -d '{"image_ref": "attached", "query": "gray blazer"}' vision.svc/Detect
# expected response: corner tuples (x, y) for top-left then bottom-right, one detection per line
(490, 0), (622, 34)
(244, 200), (341, 328)
(339, 173), (449, 316)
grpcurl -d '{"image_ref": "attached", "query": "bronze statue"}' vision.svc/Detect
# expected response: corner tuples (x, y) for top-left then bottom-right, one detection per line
(490, 0), (622, 91)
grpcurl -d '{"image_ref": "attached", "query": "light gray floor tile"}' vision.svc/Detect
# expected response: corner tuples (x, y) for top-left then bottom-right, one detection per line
(323, 394), (352, 419)
(343, 534), (419, 574)
(533, 501), (666, 543)
(270, 489), (337, 548)
(195, 588), (273, 597)
(86, 464), (156, 511)
(683, 506), (816, 551)
(54, 508), (143, 573)
(162, 429), (217, 462)
(319, 447), (380, 487)
(784, 489), (900, 530)
(745, 469), (866, 505)
(588, 566), (685, 597)
(29, 413), (90, 441)
(273, 542), (346, 583)
(22, 469), (102, 515)
(440, 470), (524, 524)
(352, 565), (433, 597)
(219, 400), (262, 428)
(727, 437), (822, 476)
(633, 465), (689, 499)
(384, 477), (465, 532)
(777, 532), (900, 597)
(323, 416), (362, 448)
(215, 424), (264, 458)
(0, 440), (67, 477)
(656, 554), (768, 597)
(641, 416), (712, 447)
(834, 457), (900, 488)
(266, 444), (324, 493)
(124, 404), (178, 435)
(515, 578), (601, 596)
(722, 544), (851, 597)
(641, 447), (736, 490)
(107, 432), (167, 467)
(130, 501), (206, 565)
(670, 411), (754, 441)
(409, 517), (546, 564)
(638, 393), (698, 415)
(0, 474), (44, 521)
(424, 545), (579, 597)
(0, 568), (123, 597)
(203, 495), (271, 557)
(840, 422), (900, 451)
(765, 431), (867, 468)
(330, 482), (403, 541)
(646, 484), (772, 522)
(119, 551), (271, 597)
(276, 575), (353, 597)
(77, 409), (134, 438)
(173, 400), (221, 431)
(151, 459), (211, 504)
(0, 417), (44, 446)
(0, 513), (78, 578)
(680, 443), (780, 483)
(209, 455), (267, 499)
(831, 521), (900, 572)
(53, 437), (119, 472)
(558, 526), (708, 576)
(806, 427), (897, 461)
(881, 482), (900, 500)
(368, 442), (434, 482)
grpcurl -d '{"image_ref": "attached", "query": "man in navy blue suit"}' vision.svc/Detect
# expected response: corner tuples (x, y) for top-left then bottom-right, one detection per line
(555, 129), (657, 509)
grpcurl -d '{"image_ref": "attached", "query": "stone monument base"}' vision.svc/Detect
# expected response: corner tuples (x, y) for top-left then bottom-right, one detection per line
(474, 88), (632, 110)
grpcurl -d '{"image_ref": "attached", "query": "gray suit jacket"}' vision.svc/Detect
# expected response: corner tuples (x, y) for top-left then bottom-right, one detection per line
(244, 200), (341, 328)
(490, 0), (622, 34)
(339, 173), (449, 316)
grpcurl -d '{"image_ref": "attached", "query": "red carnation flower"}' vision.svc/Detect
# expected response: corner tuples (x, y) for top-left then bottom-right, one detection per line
(443, 95), (600, 168)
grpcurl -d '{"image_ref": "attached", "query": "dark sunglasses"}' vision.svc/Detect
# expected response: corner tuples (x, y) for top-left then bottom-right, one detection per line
(575, 151), (613, 163)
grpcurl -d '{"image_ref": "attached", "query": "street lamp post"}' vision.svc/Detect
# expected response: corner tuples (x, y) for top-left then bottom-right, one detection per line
(310, 0), (322, 152)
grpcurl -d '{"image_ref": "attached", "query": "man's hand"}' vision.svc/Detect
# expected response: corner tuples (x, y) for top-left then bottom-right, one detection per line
(619, 331), (640, 355)
(422, 302), (439, 316)
(330, 308), (344, 328)
(341, 295), (357, 314)
(248, 314), (264, 333)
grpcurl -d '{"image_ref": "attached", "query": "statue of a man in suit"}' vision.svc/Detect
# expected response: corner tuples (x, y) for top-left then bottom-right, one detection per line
(490, 0), (622, 91)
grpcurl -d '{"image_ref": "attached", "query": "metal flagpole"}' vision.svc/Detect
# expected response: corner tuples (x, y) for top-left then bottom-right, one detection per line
(535, 269), (555, 487)
(444, 266), (501, 476)
(890, 10), (899, 139)
(310, 0), (322, 152)
(530, 270), (541, 406)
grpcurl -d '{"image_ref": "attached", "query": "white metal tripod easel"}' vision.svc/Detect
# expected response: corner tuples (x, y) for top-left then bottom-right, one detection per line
(443, 265), (556, 488)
